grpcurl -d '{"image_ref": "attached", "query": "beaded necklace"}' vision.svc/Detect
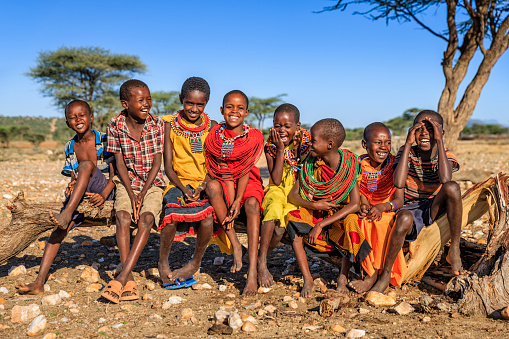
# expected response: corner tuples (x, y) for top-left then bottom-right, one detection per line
(359, 154), (396, 202)
(359, 154), (393, 192)
(215, 123), (250, 158)
(169, 111), (210, 153)
(300, 149), (360, 205)
(265, 129), (311, 171)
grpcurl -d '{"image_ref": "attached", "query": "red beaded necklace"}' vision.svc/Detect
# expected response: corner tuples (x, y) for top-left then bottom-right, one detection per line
(359, 154), (396, 202)
(169, 111), (210, 153)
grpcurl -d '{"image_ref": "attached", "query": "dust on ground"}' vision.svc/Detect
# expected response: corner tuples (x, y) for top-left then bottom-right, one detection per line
(0, 140), (508, 338)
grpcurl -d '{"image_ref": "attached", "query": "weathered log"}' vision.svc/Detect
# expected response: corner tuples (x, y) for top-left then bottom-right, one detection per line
(444, 173), (509, 317)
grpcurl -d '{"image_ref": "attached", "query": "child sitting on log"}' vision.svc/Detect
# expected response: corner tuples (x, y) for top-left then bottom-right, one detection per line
(370, 110), (463, 294)
(286, 118), (361, 297)
(339, 122), (407, 294)
(258, 103), (311, 288)
(16, 99), (115, 295)
(204, 90), (265, 296)
(158, 77), (221, 289)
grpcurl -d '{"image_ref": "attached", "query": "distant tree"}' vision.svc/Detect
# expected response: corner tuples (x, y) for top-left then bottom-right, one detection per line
(384, 107), (421, 136)
(26, 133), (46, 149)
(0, 126), (20, 148)
(320, 1), (509, 151)
(345, 127), (364, 141)
(18, 126), (30, 141)
(151, 91), (181, 116)
(247, 94), (287, 130)
(26, 46), (146, 129)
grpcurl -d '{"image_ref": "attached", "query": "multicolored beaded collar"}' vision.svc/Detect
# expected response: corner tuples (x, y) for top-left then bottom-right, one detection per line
(214, 123), (250, 158)
(169, 111), (210, 153)
(265, 129), (311, 170)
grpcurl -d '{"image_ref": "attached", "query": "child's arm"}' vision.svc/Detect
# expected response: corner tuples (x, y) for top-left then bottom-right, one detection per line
(287, 181), (337, 211)
(427, 117), (453, 183)
(266, 128), (285, 186)
(223, 173), (249, 229)
(394, 122), (423, 188)
(163, 123), (195, 201)
(308, 183), (361, 245)
(88, 160), (116, 207)
(366, 187), (405, 221)
(358, 193), (369, 219)
(114, 153), (140, 220)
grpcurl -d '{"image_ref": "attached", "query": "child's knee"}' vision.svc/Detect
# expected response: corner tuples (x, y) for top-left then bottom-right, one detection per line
(202, 214), (214, 226)
(116, 210), (132, 228)
(274, 224), (285, 236)
(443, 181), (461, 199)
(243, 197), (260, 215)
(395, 210), (413, 234)
(138, 212), (155, 229)
(205, 180), (222, 197)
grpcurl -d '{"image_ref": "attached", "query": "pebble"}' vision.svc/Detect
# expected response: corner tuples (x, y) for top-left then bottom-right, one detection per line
(3, 193), (13, 199)
(70, 308), (79, 314)
(146, 268), (160, 278)
(283, 296), (294, 302)
(112, 323), (123, 329)
(201, 283), (212, 289)
(0, 287), (8, 294)
(26, 315), (47, 336)
(320, 285), (328, 293)
(225, 300), (235, 306)
(180, 308), (193, 320)
(80, 266), (100, 283)
(75, 265), (86, 270)
(241, 314), (258, 324)
(38, 241), (46, 250)
(365, 291), (396, 307)
(8, 265), (27, 276)
(244, 301), (262, 309)
(228, 311), (242, 330)
(288, 301), (298, 309)
(162, 302), (173, 310)
(218, 285), (227, 292)
(145, 280), (156, 291)
(422, 316), (431, 322)
(142, 293), (152, 300)
(85, 283), (103, 293)
(167, 296), (183, 304)
(121, 305), (131, 311)
(98, 318), (106, 323)
(42, 333), (57, 339)
(419, 295), (433, 307)
(213, 257), (224, 265)
(42, 294), (62, 306)
(81, 240), (93, 246)
(264, 305), (277, 313)
(58, 290), (71, 298)
(358, 308), (370, 314)
(98, 326), (110, 332)
(61, 318), (69, 322)
(437, 302), (452, 312)
(345, 329), (366, 338)
(330, 324), (346, 333)
(394, 302), (414, 315)
(258, 286), (272, 294)
(242, 320), (256, 332)
(152, 314), (163, 320)
(302, 325), (321, 331)
(214, 310), (230, 324)
(226, 293), (236, 298)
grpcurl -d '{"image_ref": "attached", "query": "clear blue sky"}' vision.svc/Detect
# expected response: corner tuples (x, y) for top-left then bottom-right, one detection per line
(1, 0), (507, 128)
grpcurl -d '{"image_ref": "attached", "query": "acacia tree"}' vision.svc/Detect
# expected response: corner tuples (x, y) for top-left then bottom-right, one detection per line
(27, 46), (146, 129)
(248, 94), (287, 130)
(321, 1), (509, 150)
(151, 91), (181, 116)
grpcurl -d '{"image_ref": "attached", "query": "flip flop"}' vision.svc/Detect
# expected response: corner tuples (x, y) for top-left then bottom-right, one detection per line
(101, 280), (122, 304)
(119, 281), (139, 301)
(163, 276), (198, 290)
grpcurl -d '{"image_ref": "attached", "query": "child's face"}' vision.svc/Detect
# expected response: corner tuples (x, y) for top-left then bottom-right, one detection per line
(414, 114), (437, 152)
(273, 111), (300, 147)
(65, 102), (93, 134)
(181, 90), (207, 124)
(121, 86), (152, 121)
(309, 125), (330, 157)
(220, 93), (249, 130)
(362, 127), (391, 165)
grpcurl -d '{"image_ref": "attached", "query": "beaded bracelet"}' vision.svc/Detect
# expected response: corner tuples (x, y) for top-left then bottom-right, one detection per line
(388, 200), (398, 212)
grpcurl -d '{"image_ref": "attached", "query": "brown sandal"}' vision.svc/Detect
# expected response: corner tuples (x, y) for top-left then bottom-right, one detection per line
(101, 280), (123, 304)
(120, 281), (139, 301)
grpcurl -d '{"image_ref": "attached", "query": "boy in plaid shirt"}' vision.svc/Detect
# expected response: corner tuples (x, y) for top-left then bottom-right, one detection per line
(102, 79), (165, 303)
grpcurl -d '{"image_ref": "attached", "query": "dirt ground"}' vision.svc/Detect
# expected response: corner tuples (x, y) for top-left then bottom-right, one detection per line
(1, 140), (509, 338)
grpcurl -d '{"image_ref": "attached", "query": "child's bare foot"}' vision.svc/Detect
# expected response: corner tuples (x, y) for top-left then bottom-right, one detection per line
(301, 279), (314, 298)
(446, 246), (465, 275)
(15, 282), (44, 295)
(158, 261), (172, 285)
(242, 272), (258, 297)
(349, 273), (378, 294)
(336, 274), (349, 295)
(169, 259), (200, 283)
(49, 210), (71, 230)
(257, 259), (273, 288)
(230, 243), (246, 273)
(370, 271), (391, 293)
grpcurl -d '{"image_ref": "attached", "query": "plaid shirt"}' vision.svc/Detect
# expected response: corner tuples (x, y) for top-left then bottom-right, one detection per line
(62, 129), (113, 177)
(106, 111), (165, 191)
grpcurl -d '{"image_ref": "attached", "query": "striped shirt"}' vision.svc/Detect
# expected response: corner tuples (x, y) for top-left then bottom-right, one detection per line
(395, 145), (459, 204)
(106, 111), (165, 191)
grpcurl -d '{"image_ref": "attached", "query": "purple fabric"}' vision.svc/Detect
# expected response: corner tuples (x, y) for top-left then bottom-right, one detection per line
(399, 197), (434, 242)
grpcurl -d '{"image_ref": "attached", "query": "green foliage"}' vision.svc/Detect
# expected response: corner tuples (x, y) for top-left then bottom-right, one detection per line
(345, 128), (364, 141)
(0, 126), (21, 147)
(26, 46), (147, 130)
(247, 94), (287, 130)
(462, 123), (509, 136)
(151, 91), (181, 116)
(26, 133), (46, 148)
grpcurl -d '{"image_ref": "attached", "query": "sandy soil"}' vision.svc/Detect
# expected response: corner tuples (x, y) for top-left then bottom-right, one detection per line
(0, 140), (508, 338)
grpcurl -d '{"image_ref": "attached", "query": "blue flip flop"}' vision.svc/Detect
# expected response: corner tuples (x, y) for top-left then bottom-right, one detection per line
(163, 276), (198, 290)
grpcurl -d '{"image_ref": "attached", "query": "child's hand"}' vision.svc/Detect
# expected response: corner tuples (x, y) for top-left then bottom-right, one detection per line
(182, 187), (195, 203)
(130, 195), (140, 222)
(312, 198), (336, 211)
(223, 200), (241, 230)
(427, 117), (443, 142)
(358, 203), (369, 219)
(405, 122), (424, 146)
(367, 204), (384, 221)
(307, 221), (324, 245)
(86, 192), (106, 207)
(293, 129), (302, 149)
(188, 186), (203, 202)
(270, 128), (285, 150)
(65, 179), (76, 196)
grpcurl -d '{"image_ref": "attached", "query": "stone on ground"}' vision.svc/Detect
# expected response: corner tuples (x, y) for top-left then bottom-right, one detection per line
(42, 294), (62, 306)
(26, 315), (47, 336)
(11, 304), (41, 323)
(80, 266), (100, 283)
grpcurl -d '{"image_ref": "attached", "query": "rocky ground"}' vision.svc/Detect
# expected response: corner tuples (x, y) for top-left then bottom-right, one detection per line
(0, 140), (508, 338)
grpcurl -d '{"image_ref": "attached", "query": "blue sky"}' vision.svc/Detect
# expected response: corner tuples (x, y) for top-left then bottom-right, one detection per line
(1, 0), (507, 128)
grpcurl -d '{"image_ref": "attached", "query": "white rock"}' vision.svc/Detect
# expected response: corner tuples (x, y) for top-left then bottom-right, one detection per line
(228, 311), (243, 330)
(42, 333), (57, 339)
(394, 302), (414, 315)
(3, 194), (13, 199)
(283, 296), (294, 302)
(145, 280), (156, 291)
(61, 318), (69, 322)
(214, 310), (230, 324)
(302, 325), (321, 331)
(358, 308), (370, 314)
(80, 266), (100, 283)
(0, 287), (8, 294)
(11, 304), (41, 323)
(42, 294), (62, 306)
(201, 283), (212, 289)
(213, 257), (224, 265)
(258, 286), (272, 294)
(75, 265), (86, 270)
(167, 296), (183, 304)
(58, 290), (71, 299)
(264, 305), (277, 313)
(8, 265), (27, 276)
(27, 315), (47, 336)
(69, 308), (79, 314)
(345, 329), (366, 338)
(112, 323), (123, 329)
(98, 318), (106, 323)
(162, 302), (173, 310)
(218, 285), (227, 292)
(44, 284), (51, 292)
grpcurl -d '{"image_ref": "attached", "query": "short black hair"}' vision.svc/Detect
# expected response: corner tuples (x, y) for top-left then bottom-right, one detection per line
(119, 79), (149, 101)
(363, 122), (390, 141)
(274, 103), (300, 123)
(181, 77), (210, 102)
(65, 99), (92, 118)
(313, 118), (345, 147)
(414, 109), (444, 126)
(222, 90), (249, 109)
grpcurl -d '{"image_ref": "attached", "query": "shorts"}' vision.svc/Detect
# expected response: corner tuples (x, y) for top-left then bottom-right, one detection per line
(400, 198), (435, 242)
(113, 176), (164, 226)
